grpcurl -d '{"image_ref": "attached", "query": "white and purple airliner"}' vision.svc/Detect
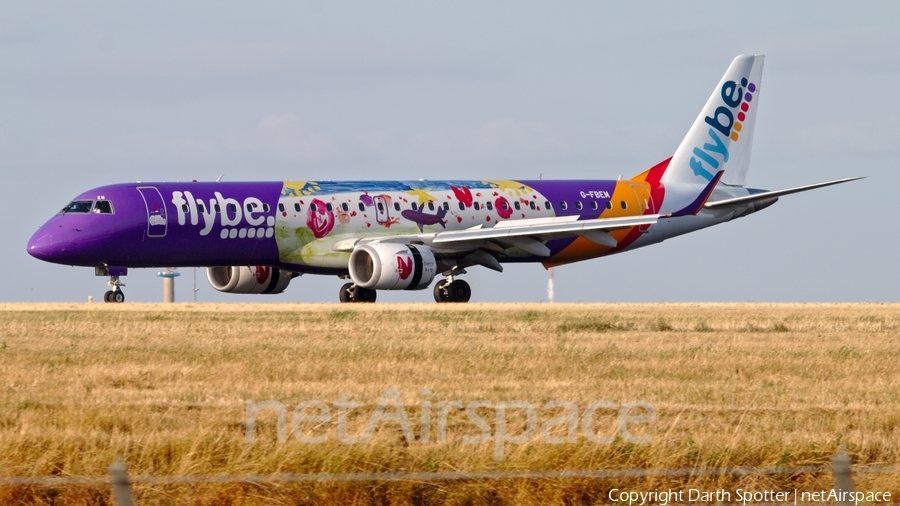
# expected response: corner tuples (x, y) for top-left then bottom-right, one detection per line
(27, 55), (859, 303)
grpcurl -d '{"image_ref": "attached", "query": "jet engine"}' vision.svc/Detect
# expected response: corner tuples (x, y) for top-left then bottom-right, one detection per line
(349, 243), (436, 290)
(206, 266), (294, 294)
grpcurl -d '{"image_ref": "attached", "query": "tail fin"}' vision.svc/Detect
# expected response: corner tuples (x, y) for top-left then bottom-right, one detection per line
(660, 54), (765, 187)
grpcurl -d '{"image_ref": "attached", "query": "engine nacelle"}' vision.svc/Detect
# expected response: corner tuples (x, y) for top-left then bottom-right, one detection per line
(206, 266), (293, 294)
(349, 243), (437, 290)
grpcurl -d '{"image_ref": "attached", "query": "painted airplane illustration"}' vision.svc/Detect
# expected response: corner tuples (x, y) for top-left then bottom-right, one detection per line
(27, 55), (860, 303)
(401, 205), (448, 233)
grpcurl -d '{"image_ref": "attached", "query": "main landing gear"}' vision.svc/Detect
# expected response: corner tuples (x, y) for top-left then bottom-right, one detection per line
(103, 276), (126, 303)
(433, 278), (471, 303)
(336, 272), (472, 304)
(339, 282), (377, 303)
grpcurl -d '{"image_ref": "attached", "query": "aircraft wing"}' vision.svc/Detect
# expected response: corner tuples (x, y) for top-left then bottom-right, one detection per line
(334, 214), (659, 262)
(704, 177), (863, 209)
(430, 214), (658, 256)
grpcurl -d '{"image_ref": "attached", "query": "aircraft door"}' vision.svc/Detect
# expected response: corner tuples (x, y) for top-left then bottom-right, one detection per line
(136, 186), (168, 238)
(373, 196), (389, 224)
(630, 184), (654, 233)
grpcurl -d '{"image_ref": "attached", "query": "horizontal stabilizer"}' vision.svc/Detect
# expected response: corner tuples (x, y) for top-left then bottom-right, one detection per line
(704, 177), (864, 209)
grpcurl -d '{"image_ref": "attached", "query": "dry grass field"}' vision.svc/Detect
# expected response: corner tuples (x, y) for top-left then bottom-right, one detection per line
(0, 302), (898, 505)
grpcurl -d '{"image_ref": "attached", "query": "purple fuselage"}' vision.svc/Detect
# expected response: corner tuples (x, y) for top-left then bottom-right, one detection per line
(27, 178), (654, 274)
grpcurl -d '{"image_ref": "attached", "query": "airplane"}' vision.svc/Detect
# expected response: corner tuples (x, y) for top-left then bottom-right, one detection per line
(26, 54), (860, 303)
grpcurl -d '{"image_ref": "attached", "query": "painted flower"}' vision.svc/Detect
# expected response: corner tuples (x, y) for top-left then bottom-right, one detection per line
(307, 198), (335, 238)
(495, 196), (513, 219)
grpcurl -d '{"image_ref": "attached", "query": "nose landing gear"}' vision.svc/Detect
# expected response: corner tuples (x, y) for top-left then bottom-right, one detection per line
(104, 276), (126, 303)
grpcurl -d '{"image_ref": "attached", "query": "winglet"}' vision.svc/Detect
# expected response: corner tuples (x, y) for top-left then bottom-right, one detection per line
(669, 170), (724, 217)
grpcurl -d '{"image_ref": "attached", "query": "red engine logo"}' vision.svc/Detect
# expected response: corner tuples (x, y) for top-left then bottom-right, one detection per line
(397, 256), (413, 280)
(254, 266), (271, 284)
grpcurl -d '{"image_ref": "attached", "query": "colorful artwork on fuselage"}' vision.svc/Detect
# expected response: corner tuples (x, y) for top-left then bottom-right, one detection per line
(273, 175), (665, 270)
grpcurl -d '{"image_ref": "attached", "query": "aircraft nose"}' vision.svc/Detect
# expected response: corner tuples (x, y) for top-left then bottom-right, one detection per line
(27, 230), (55, 261)
(26, 228), (72, 262)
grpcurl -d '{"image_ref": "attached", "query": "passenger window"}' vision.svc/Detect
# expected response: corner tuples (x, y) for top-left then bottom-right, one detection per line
(606, 201), (612, 209)
(278, 203), (285, 212)
(358, 203), (365, 212)
(529, 201), (536, 210)
(501, 201), (509, 210)
(197, 203), (205, 213)
(342, 203), (349, 212)
(544, 201), (551, 210)
(215, 204), (221, 213)
(294, 203), (301, 212)
(591, 201), (598, 210)
(428, 202), (435, 211)
(93, 200), (114, 214)
(575, 201), (583, 210)
(412, 202), (418, 211)
(182, 204), (189, 213)
(263, 204), (270, 212)
(376, 202), (384, 211)
(560, 201), (567, 210)
(310, 203), (317, 212)
(394, 202), (401, 211)
(486, 201), (493, 211)
(474, 202), (480, 211)
(514, 201), (521, 210)
(459, 202), (465, 210)
(246, 203), (253, 212)
(227, 203), (237, 214)
(443, 202), (450, 211)
(620, 201), (627, 210)
(326, 203), (334, 212)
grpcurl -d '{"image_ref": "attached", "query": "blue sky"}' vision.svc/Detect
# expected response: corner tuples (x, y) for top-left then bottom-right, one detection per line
(3, 2), (897, 302)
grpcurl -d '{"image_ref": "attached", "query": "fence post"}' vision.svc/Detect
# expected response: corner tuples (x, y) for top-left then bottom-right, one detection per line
(832, 448), (854, 506)
(109, 457), (135, 506)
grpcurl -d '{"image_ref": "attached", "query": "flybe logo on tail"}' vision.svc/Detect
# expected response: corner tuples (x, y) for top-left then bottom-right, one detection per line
(691, 78), (757, 181)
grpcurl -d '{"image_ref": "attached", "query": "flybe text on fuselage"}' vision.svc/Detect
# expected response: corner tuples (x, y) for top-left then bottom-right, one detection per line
(690, 77), (757, 181)
(171, 190), (276, 239)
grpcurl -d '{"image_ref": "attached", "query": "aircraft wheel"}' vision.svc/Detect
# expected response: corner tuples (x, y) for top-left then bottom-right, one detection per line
(104, 290), (114, 303)
(358, 287), (377, 303)
(112, 290), (125, 303)
(448, 280), (471, 303)
(433, 280), (451, 303)
(339, 283), (355, 303)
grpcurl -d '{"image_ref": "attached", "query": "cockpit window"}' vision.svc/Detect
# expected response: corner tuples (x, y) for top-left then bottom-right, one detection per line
(94, 200), (114, 214)
(61, 200), (93, 214)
